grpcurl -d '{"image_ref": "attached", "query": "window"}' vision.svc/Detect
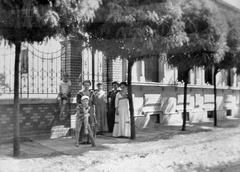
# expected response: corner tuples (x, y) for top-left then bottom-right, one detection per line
(144, 56), (159, 82)
(178, 70), (190, 84)
(226, 69), (233, 87)
(150, 114), (160, 123)
(207, 111), (214, 118)
(194, 68), (200, 85)
(226, 109), (232, 116)
(182, 112), (190, 121)
(205, 67), (213, 85)
(237, 75), (240, 87)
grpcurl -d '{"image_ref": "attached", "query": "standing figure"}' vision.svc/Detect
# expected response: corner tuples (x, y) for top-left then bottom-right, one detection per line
(76, 80), (97, 144)
(94, 83), (108, 133)
(75, 96), (95, 147)
(57, 73), (71, 120)
(107, 81), (119, 132)
(113, 81), (130, 138)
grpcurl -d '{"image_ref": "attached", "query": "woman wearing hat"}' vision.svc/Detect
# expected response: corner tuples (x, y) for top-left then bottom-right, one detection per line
(94, 83), (108, 133)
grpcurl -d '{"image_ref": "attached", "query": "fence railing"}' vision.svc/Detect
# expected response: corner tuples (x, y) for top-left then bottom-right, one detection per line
(0, 40), (62, 99)
(0, 39), (106, 99)
(82, 48), (104, 89)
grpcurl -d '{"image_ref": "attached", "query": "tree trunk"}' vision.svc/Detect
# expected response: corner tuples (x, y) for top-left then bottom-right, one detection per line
(92, 48), (95, 90)
(182, 70), (190, 131)
(213, 67), (218, 127)
(106, 58), (110, 112)
(127, 60), (136, 140)
(13, 42), (21, 157)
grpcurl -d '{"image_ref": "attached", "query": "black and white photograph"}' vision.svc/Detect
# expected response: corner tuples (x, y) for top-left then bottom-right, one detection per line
(0, 0), (240, 171)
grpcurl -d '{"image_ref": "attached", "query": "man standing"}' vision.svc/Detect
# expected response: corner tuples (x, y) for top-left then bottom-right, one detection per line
(107, 81), (119, 132)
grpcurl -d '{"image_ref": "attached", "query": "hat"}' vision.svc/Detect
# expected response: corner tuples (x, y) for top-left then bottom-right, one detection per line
(81, 96), (89, 101)
(112, 81), (119, 86)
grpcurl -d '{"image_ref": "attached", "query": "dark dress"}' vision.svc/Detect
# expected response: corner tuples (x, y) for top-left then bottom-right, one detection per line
(107, 90), (119, 132)
(76, 89), (96, 142)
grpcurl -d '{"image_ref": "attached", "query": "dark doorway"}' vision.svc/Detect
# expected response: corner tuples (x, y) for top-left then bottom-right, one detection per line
(207, 111), (214, 118)
(150, 114), (160, 124)
(226, 109), (232, 116)
(182, 112), (190, 121)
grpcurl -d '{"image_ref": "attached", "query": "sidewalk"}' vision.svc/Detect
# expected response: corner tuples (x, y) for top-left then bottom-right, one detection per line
(0, 118), (239, 159)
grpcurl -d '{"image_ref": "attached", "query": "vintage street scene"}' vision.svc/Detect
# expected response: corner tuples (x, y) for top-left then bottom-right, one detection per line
(0, 0), (240, 171)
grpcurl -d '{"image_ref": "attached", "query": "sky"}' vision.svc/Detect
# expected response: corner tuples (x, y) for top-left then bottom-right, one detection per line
(223, 0), (240, 9)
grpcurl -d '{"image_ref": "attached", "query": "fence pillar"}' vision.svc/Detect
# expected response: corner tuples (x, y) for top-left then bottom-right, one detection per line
(61, 37), (83, 97)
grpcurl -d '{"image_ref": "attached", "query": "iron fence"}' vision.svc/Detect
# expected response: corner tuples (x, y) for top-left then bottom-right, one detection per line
(0, 40), (62, 99)
(82, 48), (104, 90)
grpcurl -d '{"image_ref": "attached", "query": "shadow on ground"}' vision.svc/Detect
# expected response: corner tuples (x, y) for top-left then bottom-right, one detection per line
(171, 160), (240, 172)
(0, 118), (239, 160)
(135, 118), (240, 142)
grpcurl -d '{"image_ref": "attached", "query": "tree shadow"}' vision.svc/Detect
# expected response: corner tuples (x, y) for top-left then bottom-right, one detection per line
(1, 136), (111, 160)
(171, 161), (240, 172)
(135, 123), (213, 143)
(2, 118), (239, 160)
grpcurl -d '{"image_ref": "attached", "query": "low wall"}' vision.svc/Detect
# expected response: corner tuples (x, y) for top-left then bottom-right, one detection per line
(132, 82), (240, 125)
(0, 99), (76, 144)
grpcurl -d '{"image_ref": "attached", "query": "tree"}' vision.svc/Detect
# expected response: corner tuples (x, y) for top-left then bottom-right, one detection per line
(209, 9), (240, 127)
(166, 0), (228, 131)
(0, 0), (100, 157)
(85, 0), (188, 139)
(229, 14), (240, 75)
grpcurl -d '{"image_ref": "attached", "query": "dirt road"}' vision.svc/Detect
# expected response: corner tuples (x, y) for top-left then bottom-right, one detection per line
(0, 121), (240, 172)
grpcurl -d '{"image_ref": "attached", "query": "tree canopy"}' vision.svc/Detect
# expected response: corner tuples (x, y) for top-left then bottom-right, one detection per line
(0, 0), (101, 43)
(167, 0), (229, 71)
(221, 7), (240, 73)
(85, 0), (188, 61)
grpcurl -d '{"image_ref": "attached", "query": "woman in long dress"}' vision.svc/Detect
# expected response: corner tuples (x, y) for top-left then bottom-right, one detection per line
(94, 83), (108, 132)
(113, 81), (130, 137)
(107, 81), (120, 132)
(76, 80), (97, 144)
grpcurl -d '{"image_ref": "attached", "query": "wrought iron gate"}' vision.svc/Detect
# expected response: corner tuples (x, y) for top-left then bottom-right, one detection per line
(0, 40), (62, 99)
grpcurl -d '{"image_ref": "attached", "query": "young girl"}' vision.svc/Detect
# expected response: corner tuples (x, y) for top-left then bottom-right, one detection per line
(75, 96), (96, 147)
(77, 96), (91, 134)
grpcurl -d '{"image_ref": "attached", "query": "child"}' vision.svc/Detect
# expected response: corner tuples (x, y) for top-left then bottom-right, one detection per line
(77, 96), (91, 134)
(75, 96), (96, 147)
(57, 73), (71, 120)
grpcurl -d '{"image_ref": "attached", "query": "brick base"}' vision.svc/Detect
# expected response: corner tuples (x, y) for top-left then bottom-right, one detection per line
(0, 99), (76, 144)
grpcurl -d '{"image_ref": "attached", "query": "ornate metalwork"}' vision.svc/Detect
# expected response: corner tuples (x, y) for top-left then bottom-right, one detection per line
(82, 48), (104, 89)
(0, 41), (62, 99)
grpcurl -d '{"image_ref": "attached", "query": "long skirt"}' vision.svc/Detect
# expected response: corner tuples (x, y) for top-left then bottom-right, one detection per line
(96, 104), (108, 132)
(112, 98), (130, 137)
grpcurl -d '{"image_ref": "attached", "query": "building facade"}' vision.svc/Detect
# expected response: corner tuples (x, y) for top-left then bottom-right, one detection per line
(1, 0), (240, 144)
(63, 0), (240, 125)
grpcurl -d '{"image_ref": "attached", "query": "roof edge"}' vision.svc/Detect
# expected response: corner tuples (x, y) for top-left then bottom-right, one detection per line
(214, 0), (240, 13)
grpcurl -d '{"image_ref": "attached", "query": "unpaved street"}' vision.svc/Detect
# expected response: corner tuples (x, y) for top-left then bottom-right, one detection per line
(0, 121), (240, 172)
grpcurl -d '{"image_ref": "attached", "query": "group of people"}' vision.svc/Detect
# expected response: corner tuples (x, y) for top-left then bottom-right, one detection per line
(57, 73), (131, 147)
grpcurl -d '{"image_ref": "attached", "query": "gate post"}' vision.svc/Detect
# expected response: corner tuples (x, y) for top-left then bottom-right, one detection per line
(61, 37), (84, 97)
